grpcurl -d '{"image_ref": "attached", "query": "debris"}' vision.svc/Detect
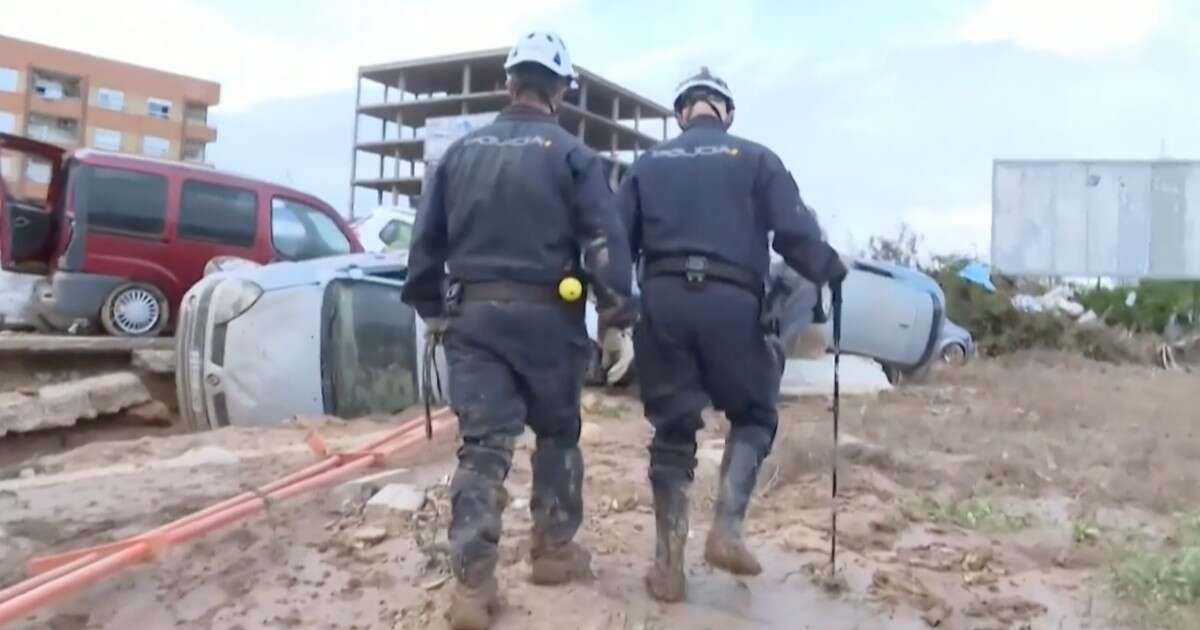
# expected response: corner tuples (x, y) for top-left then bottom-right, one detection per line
(125, 401), (173, 426)
(961, 546), (994, 572)
(18, 468), (35, 479)
(0, 372), (153, 436)
(352, 526), (388, 545)
(330, 468), (412, 506)
(958, 262), (996, 293)
(365, 483), (426, 517)
(169, 446), (241, 467)
(131, 349), (176, 375)
(421, 575), (451, 591)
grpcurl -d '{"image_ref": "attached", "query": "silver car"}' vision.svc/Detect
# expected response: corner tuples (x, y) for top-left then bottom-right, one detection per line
(176, 253), (446, 430)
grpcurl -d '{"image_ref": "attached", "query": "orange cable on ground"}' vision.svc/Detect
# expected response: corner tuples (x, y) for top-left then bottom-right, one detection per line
(26, 411), (434, 576)
(0, 409), (455, 628)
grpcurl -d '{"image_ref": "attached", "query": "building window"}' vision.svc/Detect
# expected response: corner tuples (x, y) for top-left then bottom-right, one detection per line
(25, 158), (51, 185)
(179, 180), (258, 247)
(183, 141), (206, 163)
(82, 166), (167, 236)
(0, 111), (15, 134)
(379, 219), (413, 252)
(96, 88), (125, 111)
(142, 136), (170, 158)
(93, 128), (122, 152)
(271, 198), (352, 260)
(146, 97), (172, 120)
(0, 68), (17, 93)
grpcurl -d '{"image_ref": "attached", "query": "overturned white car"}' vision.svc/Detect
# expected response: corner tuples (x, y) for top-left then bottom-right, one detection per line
(177, 250), (941, 429)
(176, 253), (446, 430)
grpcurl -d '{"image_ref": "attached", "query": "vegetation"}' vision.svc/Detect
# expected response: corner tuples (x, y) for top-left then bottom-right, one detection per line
(918, 496), (1033, 531)
(1112, 512), (1200, 611)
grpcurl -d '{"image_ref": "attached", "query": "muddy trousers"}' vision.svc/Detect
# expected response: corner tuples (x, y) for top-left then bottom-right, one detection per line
(634, 277), (783, 582)
(443, 302), (590, 588)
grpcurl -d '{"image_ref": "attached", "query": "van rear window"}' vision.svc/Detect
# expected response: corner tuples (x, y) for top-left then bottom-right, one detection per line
(84, 166), (167, 236)
(179, 180), (258, 247)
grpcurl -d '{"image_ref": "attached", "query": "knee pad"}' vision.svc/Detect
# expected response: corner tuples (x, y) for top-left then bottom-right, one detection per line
(458, 434), (516, 481)
(648, 429), (698, 483)
(729, 422), (774, 460)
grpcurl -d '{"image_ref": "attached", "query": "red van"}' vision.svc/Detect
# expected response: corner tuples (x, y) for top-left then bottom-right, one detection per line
(0, 134), (363, 336)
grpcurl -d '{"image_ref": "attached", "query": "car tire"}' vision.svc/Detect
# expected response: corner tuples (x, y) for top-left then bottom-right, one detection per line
(100, 283), (169, 337)
(940, 342), (968, 366)
(881, 361), (932, 386)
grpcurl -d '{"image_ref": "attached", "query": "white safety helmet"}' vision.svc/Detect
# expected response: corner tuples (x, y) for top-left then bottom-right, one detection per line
(673, 66), (735, 114)
(504, 31), (578, 86)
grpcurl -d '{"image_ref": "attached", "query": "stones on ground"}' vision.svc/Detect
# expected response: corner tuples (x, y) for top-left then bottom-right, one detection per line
(352, 526), (388, 545)
(0, 371), (152, 436)
(126, 401), (173, 426)
(170, 446), (241, 467)
(331, 468), (412, 507)
(132, 349), (176, 374)
(579, 421), (603, 445)
(365, 483), (426, 518)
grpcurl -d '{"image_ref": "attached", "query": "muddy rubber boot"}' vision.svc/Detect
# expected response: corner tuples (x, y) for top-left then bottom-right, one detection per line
(644, 478), (689, 602)
(704, 438), (764, 576)
(528, 438), (590, 585)
(448, 577), (503, 630)
(530, 541), (593, 585)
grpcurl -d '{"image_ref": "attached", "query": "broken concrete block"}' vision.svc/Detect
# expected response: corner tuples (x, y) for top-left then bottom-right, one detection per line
(36, 381), (94, 428)
(0, 391), (42, 436)
(365, 483), (425, 518)
(331, 468), (412, 506)
(132, 349), (176, 374)
(84, 372), (152, 415)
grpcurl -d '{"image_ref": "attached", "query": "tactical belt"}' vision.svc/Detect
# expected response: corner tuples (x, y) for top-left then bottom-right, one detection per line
(644, 255), (762, 295)
(459, 280), (563, 304)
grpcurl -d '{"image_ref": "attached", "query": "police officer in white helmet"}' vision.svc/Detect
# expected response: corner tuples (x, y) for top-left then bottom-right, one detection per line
(402, 32), (635, 629)
(612, 66), (847, 602)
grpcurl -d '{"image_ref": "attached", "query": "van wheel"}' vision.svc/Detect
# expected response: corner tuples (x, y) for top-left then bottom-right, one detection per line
(100, 283), (169, 337)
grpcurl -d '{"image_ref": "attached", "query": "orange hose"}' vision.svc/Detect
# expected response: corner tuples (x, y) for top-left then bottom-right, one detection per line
(0, 411), (454, 627)
(27, 411), (441, 575)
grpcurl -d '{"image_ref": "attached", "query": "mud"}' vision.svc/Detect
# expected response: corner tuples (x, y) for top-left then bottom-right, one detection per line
(0, 355), (1195, 629)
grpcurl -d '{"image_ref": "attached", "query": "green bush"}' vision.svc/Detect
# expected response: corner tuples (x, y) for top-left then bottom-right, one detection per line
(1076, 282), (1198, 335)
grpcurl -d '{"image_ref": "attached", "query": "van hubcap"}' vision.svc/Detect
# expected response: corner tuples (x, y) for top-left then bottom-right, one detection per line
(112, 288), (161, 335)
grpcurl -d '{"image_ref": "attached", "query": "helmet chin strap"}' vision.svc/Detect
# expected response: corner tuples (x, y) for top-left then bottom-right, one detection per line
(682, 99), (730, 130)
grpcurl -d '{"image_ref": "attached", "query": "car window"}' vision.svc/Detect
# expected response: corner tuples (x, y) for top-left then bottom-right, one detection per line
(178, 180), (257, 247)
(270, 197), (351, 260)
(323, 279), (418, 418)
(380, 219), (413, 252)
(83, 165), (167, 236)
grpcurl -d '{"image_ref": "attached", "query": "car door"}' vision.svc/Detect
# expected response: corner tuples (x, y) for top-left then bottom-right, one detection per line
(0, 133), (66, 274)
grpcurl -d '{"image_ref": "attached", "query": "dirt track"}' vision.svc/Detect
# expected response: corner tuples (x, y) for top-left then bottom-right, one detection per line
(1, 355), (1196, 629)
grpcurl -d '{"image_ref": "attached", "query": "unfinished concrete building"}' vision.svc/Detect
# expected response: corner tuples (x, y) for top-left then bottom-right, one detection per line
(349, 49), (672, 218)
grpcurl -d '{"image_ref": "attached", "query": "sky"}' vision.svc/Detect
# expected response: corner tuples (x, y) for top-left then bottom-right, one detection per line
(3, 0), (1197, 257)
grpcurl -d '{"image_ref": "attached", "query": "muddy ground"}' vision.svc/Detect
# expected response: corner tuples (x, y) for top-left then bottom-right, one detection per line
(1, 354), (1196, 629)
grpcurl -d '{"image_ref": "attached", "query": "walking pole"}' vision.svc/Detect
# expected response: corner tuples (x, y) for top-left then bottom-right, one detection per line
(829, 281), (843, 570)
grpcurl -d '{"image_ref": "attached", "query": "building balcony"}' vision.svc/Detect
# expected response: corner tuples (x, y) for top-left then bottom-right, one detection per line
(184, 123), (217, 143)
(29, 96), (84, 120)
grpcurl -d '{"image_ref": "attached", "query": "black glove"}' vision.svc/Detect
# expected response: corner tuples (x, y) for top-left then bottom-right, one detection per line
(821, 245), (848, 287)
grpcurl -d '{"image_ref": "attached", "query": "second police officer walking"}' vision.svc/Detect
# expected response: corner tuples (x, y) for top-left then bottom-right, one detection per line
(609, 67), (849, 602)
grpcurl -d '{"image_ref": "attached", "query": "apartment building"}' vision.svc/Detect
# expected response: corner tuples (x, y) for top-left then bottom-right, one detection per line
(0, 35), (220, 198)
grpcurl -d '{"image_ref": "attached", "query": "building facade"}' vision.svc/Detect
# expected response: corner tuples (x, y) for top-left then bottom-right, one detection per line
(349, 49), (672, 218)
(0, 35), (220, 198)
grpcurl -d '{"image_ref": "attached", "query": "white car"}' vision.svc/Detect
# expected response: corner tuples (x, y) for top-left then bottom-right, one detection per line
(351, 206), (416, 254)
(176, 253), (446, 430)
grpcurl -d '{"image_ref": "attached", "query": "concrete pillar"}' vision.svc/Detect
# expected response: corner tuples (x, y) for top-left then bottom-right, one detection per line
(634, 104), (641, 132)
(662, 117), (668, 141)
(577, 83), (589, 137)
(348, 75), (363, 219)
(462, 64), (472, 94)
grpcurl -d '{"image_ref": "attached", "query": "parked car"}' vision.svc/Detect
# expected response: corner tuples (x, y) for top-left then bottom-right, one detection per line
(176, 253), (445, 430)
(351, 206), (416, 254)
(0, 133), (363, 337)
